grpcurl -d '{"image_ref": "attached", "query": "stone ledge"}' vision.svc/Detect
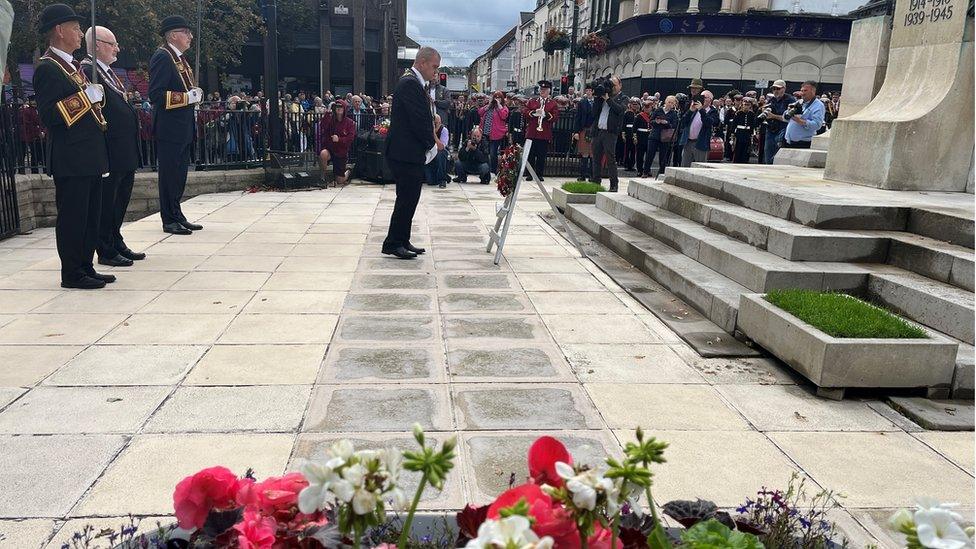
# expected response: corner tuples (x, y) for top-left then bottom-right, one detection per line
(552, 187), (598, 211)
(887, 397), (975, 431)
(773, 148), (827, 168)
(737, 293), (957, 400)
(14, 169), (263, 231)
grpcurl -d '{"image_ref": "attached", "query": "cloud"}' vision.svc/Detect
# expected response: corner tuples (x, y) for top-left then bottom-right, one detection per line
(406, 0), (535, 66)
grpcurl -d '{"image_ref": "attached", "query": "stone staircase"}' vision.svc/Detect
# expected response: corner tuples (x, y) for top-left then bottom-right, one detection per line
(563, 166), (975, 397)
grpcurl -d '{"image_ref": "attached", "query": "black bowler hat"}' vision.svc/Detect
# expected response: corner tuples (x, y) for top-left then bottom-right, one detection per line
(37, 3), (84, 34)
(538, 80), (553, 89)
(159, 15), (191, 36)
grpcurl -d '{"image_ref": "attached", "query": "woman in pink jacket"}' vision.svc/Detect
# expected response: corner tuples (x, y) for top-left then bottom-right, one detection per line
(316, 99), (356, 186)
(479, 91), (509, 176)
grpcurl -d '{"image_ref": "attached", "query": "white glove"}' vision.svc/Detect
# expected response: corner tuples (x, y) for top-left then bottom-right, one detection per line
(424, 144), (438, 165)
(84, 84), (104, 104)
(187, 87), (204, 104)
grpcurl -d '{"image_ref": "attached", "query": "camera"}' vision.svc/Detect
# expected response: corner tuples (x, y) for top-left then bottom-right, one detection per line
(784, 99), (804, 118)
(590, 75), (613, 98)
(757, 107), (772, 120)
(675, 93), (689, 111)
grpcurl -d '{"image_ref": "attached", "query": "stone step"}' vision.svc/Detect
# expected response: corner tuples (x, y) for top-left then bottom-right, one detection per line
(774, 148), (827, 168)
(663, 169), (975, 248)
(867, 271), (975, 346)
(564, 203), (749, 332)
(594, 192), (863, 294)
(629, 180), (890, 263)
(629, 180), (975, 291)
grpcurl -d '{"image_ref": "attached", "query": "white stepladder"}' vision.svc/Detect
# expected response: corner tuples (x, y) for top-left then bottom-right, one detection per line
(486, 138), (586, 265)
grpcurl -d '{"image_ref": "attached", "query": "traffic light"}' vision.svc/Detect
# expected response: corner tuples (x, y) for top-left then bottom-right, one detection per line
(439, 73), (448, 88)
(560, 75), (569, 95)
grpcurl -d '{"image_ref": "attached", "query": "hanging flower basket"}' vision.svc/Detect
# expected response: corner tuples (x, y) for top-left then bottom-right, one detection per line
(575, 32), (609, 59)
(542, 28), (571, 54)
(496, 143), (523, 197)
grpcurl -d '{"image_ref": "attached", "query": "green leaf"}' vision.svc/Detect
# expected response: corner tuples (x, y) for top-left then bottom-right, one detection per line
(679, 519), (764, 549)
(647, 522), (673, 549)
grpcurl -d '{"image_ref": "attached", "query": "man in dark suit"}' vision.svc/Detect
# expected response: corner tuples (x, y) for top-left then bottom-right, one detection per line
(149, 15), (204, 235)
(573, 85), (595, 180)
(33, 4), (114, 289)
(82, 25), (145, 267)
(381, 46), (441, 260)
(589, 76), (628, 192)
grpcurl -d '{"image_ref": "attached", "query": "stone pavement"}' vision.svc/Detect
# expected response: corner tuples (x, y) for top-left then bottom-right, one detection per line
(0, 177), (972, 548)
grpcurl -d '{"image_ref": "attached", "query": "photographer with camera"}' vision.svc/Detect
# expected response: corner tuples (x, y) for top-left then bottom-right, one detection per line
(680, 89), (720, 167)
(453, 126), (492, 185)
(588, 75), (628, 192)
(757, 80), (792, 163)
(783, 80), (825, 150)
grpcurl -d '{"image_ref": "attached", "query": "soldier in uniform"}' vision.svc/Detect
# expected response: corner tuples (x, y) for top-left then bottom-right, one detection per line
(33, 3), (114, 289)
(82, 25), (145, 267)
(621, 98), (639, 171)
(149, 15), (204, 235)
(522, 80), (559, 182)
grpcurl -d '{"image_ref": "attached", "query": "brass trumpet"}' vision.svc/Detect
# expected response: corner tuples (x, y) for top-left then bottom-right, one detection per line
(535, 96), (547, 132)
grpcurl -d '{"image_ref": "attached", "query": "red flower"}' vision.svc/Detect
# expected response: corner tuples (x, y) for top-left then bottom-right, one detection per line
(488, 484), (578, 548)
(588, 524), (624, 549)
(528, 436), (572, 488)
(234, 508), (277, 549)
(236, 472), (308, 518)
(457, 504), (490, 541)
(173, 466), (242, 530)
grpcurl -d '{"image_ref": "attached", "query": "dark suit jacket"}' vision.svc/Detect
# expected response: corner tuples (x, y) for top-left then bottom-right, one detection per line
(149, 46), (194, 144)
(682, 106), (721, 151)
(590, 92), (628, 134)
(574, 98), (594, 133)
(82, 60), (140, 172)
(384, 72), (435, 165)
(33, 55), (108, 178)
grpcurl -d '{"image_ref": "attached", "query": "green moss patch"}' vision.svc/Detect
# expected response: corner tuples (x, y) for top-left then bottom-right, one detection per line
(561, 181), (605, 194)
(765, 289), (928, 339)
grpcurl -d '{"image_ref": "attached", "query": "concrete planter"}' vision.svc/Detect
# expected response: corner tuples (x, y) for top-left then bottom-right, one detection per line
(552, 187), (598, 211)
(737, 294), (958, 399)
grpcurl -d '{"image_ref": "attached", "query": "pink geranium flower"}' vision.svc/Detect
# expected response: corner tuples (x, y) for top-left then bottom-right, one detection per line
(234, 508), (277, 549)
(172, 466), (242, 530)
(236, 472), (308, 518)
(488, 483), (579, 548)
(528, 436), (573, 488)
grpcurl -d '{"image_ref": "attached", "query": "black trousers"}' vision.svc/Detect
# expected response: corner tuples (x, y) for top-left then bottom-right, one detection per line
(590, 130), (619, 187)
(527, 139), (548, 179)
(635, 136), (648, 172)
(157, 139), (191, 225)
(623, 135), (636, 170)
(732, 130), (752, 163)
(98, 170), (135, 258)
(54, 175), (102, 282)
(383, 159), (424, 251)
(782, 140), (812, 149)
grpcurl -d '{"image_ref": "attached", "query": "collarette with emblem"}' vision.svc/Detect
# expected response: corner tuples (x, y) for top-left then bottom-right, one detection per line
(160, 45), (195, 91)
(40, 48), (107, 129)
(81, 56), (125, 96)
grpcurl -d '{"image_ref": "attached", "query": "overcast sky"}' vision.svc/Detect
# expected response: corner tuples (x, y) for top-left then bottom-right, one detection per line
(406, 0), (536, 67)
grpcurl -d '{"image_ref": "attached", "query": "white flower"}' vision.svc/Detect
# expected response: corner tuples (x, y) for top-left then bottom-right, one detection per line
(555, 461), (614, 512)
(915, 509), (974, 549)
(298, 460), (340, 514)
(342, 462), (367, 486)
(465, 516), (554, 549)
(352, 487), (379, 515)
(889, 508), (914, 531)
(916, 498), (966, 522)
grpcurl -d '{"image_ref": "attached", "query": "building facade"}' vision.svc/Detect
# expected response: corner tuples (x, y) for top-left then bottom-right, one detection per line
(318, 0), (407, 97)
(516, 0), (591, 94)
(489, 28), (518, 92)
(582, 0), (859, 97)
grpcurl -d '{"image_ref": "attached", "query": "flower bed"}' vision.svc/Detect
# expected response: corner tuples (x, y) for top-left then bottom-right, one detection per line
(553, 182), (603, 211)
(764, 289), (927, 339)
(738, 293), (957, 399)
(72, 425), (971, 549)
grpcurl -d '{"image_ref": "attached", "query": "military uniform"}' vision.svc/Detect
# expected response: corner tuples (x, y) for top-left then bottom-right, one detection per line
(522, 81), (560, 181)
(34, 26), (110, 288)
(82, 56), (142, 264)
(149, 16), (202, 234)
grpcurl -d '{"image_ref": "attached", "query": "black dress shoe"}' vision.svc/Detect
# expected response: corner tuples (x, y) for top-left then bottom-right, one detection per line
(453, 176), (465, 183)
(61, 276), (106, 290)
(609, 185), (618, 192)
(98, 254), (134, 267)
(163, 223), (192, 235)
(382, 246), (418, 259)
(180, 221), (203, 231)
(118, 248), (146, 261)
(89, 271), (117, 283)
(405, 243), (426, 255)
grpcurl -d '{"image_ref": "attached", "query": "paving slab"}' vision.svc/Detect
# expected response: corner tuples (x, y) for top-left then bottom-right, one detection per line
(0, 519), (58, 548)
(438, 273), (521, 291)
(0, 387), (24, 409)
(0, 314), (127, 345)
(769, 431), (975, 508)
(887, 397), (976, 431)
(242, 290), (346, 314)
(542, 314), (669, 344)
(337, 314), (436, 341)
(0, 345), (82, 387)
(46, 516), (173, 549)
(913, 431), (975, 474)
(446, 344), (573, 382)
(46, 345), (206, 386)
(443, 315), (546, 340)
(718, 385), (898, 432)
(144, 385), (311, 433)
(563, 344), (705, 384)
(453, 384), (601, 431)
(0, 386), (169, 434)
(354, 274), (436, 290)
(219, 313), (338, 344)
(318, 345), (445, 383)
(587, 383), (750, 430)
(139, 289), (255, 314)
(343, 292), (435, 312)
(438, 292), (531, 313)
(71, 434), (293, 516)
(303, 385), (453, 432)
(0, 435), (126, 517)
(185, 344), (325, 385)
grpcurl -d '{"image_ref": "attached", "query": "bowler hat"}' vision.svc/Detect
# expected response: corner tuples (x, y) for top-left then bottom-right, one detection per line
(538, 80), (553, 89)
(38, 3), (84, 34)
(159, 15), (191, 36)
(688, 78), (704, 89)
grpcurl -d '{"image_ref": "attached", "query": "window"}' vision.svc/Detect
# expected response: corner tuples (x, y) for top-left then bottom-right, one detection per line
(331, 27), (353, 49)
(364, 29), (381, 52)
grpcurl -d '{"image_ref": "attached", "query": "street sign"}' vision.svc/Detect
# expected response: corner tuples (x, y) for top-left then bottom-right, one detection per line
(755, 79), (769, 89)
(506, 80), (517, 88)
(334, 3), (348, 14)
